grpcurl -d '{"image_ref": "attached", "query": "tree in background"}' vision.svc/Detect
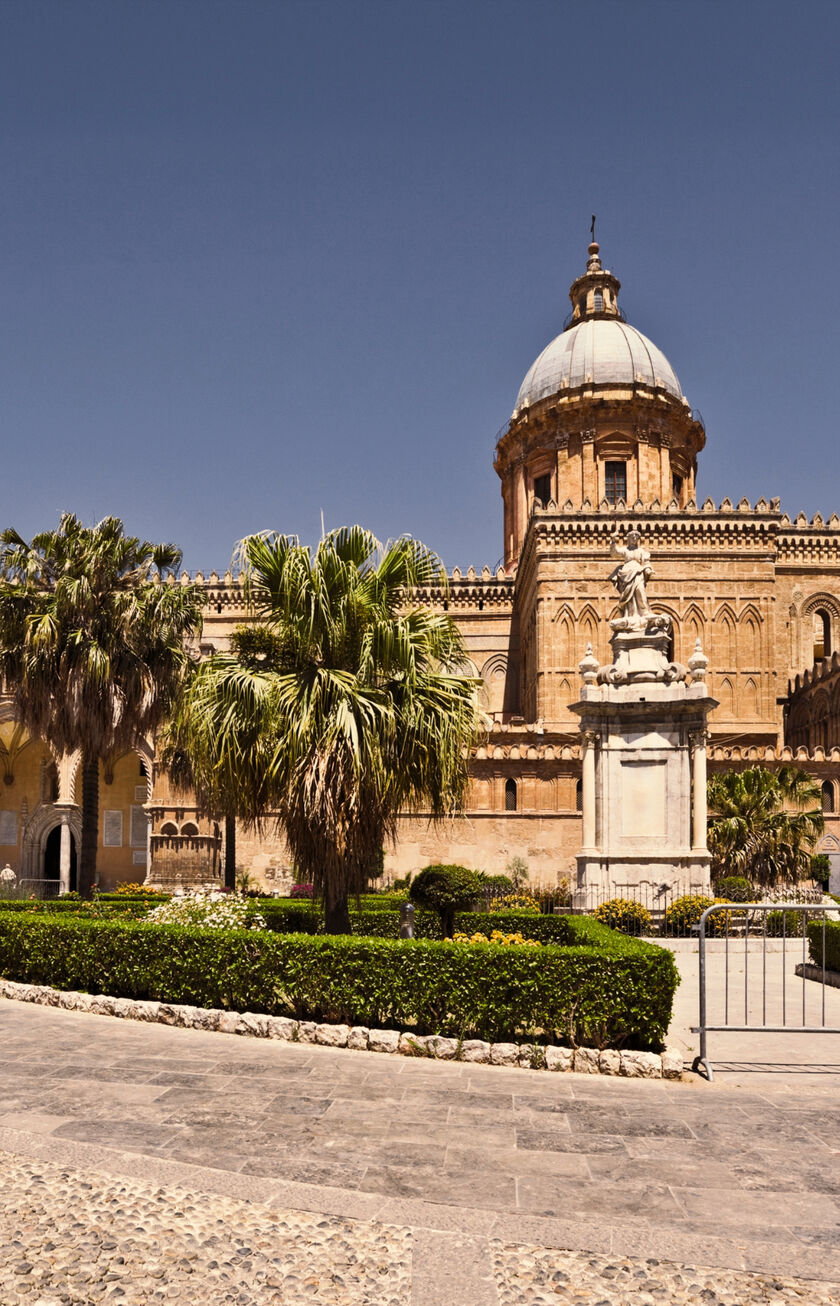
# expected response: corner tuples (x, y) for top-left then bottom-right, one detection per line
(172, 527), (486, 932)
(162, 624), (284, 891)
(0, 515), (204, 897)
(707, 765), (824, 889)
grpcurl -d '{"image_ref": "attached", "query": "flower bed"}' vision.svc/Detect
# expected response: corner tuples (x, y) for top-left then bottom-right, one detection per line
(0, 912), (679, 1049)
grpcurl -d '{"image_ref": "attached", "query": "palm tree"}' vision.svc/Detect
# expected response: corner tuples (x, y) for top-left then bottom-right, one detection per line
(707, 765), (824, 888)
(172, 527), (485, 931)
(161, 626), (284, 891)
(0, 514), (205, 897)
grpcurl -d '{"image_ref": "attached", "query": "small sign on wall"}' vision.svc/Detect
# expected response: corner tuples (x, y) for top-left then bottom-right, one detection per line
(132, 850), (148, 866)
(103, 810), (123, 847)
(0, 810), (18, 846)
(130, 804), (148, 848)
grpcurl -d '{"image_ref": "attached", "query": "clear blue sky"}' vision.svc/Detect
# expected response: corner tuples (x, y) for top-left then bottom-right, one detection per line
(2, 1), (838, 573)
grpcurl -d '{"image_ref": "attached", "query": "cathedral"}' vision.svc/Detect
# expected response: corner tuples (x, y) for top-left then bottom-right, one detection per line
(2, 239), (840, 891)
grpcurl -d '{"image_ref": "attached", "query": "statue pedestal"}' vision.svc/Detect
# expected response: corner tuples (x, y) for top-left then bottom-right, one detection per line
(571, 619), (716, 910)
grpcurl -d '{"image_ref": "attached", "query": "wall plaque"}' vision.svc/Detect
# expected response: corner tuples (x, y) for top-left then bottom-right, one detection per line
(132, 850), (148, 867)
(130, 804), (148, 848)
(0, 810), (18, 846)
(103, 810), (123, 847)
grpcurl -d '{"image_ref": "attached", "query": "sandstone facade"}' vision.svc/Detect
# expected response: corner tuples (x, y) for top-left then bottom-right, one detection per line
(2, 239), (839, 890)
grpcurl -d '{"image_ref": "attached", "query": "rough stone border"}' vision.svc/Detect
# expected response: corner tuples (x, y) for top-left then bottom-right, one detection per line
(0, 978), (683, 1080)
(795, 961), (840, 990)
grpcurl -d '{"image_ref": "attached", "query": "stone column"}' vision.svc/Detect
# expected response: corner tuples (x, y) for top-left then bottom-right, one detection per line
(581, 730), (598, 852)
(59, 812), (72, 895)
(690, 730), (708, 851)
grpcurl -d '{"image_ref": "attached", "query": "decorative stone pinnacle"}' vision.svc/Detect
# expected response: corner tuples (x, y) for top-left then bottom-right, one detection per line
(688, 637), (708, 683)
(579, 642), (600, 685)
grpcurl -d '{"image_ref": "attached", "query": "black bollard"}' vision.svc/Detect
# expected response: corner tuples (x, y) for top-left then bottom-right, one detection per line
(399, 901), (415, 939)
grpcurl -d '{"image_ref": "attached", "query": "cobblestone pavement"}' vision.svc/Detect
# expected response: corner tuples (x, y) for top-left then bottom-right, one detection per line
(492, 1244), (840, 1304)
(1, 999), (839, 1303)
(1, 1150), (838, 1306)
(0, 1150), (410, 1305)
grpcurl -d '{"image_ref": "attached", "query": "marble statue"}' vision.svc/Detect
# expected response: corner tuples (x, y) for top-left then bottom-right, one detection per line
(609, 530), (653, 624)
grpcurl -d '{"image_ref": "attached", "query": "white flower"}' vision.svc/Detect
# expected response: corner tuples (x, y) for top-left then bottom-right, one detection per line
(146, 888), (264, 931)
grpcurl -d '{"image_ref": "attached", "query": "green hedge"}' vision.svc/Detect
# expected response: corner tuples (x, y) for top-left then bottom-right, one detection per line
(256, 902), (574, 943)
(807, 919), (840, 972)
(0, 899), (152, 917)
(0, 913), (678, 1049)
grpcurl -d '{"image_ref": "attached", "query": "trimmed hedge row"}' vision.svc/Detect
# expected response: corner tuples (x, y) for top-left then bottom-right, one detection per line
(0, 912), (679, 1049)
(256, 901), (574, 943)
(0, 899), (151, 916)
(807, 919), (840, 972)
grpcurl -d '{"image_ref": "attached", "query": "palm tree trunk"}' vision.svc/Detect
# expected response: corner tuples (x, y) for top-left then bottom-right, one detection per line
(324, 890), (351, 934)
(224, 814), (236, 891)
(78, 755), (99, 899)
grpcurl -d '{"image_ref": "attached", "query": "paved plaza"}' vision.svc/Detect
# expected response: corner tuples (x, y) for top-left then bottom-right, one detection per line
(1, 995), (839, 1304)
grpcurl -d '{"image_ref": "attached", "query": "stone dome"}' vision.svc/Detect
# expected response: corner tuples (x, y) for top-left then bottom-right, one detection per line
(514, 317), (684, 413)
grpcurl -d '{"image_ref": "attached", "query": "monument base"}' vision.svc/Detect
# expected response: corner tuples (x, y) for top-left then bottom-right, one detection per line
(571, 612), (716, 914)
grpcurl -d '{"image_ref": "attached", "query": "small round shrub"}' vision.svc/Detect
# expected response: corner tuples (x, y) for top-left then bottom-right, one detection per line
(713, 876), (757, 903)
(765, 909), (806, 937)
(489, 891), (540, 914)
(409, 864), (483, 937)
(665, 894), (748, 936)
(593, 898), (653, 936)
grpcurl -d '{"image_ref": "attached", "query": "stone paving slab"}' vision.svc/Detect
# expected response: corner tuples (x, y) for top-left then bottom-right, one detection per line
(2, 998), (840, 1301)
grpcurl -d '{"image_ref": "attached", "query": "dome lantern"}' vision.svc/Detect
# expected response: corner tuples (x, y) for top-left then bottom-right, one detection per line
(566, 240), (623, 327)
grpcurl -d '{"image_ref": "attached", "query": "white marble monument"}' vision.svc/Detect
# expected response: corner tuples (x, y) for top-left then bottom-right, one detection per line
(570, 530), (717, 906)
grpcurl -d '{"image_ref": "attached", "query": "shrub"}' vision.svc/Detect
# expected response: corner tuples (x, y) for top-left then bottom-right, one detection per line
(593, 898), (653, 936)
(663, 894), (715, 936)
(0, 912), (679, 1049)
(765, 909), (806, 937)
(409, 864), (483, 937)
(146, 889), (265, 931)
(811, 855), (831, 890)
(807, 919), (840, 971)
(489, 892), (540, 914)
(712, 876), (757, 903)
(289, 883), (314, 899)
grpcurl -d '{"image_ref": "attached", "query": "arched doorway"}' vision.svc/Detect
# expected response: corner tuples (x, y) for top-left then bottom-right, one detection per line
(44, 825), (77, 892)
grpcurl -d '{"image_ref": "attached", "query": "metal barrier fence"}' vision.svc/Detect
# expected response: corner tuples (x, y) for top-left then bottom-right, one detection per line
(480, 882), (826, 938)
(0, 878), (61, 901)
(691, 902), (840, 1081)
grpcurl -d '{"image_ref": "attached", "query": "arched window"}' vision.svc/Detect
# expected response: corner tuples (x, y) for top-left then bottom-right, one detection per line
(813, 609), (831, 662)
(822, 781), (835, 814)
(139, 758), (148, 778)
(575, 779), (583, 812)
(159, 821), (178, 836)
(594, 289), (604, 311)
(504, 778), (517, 811)
(180, 821), (199, 837)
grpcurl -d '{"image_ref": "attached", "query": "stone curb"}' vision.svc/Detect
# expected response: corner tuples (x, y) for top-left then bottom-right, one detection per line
(0, 978), (683, 1079)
